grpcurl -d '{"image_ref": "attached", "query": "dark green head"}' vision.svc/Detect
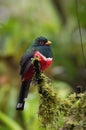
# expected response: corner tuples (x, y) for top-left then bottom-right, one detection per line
(33, 36), (52, 47)
(29, 36), (52, 58)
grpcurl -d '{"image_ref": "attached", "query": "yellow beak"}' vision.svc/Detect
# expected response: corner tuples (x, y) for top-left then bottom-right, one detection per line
(46, 40), (52, 45)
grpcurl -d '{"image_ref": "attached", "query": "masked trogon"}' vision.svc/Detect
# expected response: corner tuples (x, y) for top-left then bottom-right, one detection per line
(16, 36), (53, 110)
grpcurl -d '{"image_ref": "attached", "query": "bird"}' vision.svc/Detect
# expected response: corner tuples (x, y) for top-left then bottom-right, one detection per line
(16, 36), (53, 110)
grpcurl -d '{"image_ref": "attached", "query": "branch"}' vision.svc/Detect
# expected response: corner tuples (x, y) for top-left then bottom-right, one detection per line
(32, 57), (86, 130)
(32, 56), (43, 84)
(32, 57), (60, 129)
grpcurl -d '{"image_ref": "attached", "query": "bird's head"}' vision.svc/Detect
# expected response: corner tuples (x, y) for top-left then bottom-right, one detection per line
(33, 36), (52, 47)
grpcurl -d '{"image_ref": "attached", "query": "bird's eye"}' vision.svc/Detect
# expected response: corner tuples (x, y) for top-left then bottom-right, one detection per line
(39, 41), (44, 45)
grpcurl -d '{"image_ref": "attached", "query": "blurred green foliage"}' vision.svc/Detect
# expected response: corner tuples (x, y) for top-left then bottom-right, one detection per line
(0, 0), (86, 130)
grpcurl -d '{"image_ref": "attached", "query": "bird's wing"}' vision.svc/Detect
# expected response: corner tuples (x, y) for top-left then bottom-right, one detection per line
(20, 50), (35, 76)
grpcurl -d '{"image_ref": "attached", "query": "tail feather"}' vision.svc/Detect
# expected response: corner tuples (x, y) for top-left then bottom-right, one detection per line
(16, 102), (25, 110)
(16, 81), (30, 110)
(24, 81), (31, 99)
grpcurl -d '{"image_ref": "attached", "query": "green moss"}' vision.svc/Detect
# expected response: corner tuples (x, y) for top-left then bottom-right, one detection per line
(62, 93), (86, 130)
(37, 74), (60, 130)
(36, 75), (86, 130)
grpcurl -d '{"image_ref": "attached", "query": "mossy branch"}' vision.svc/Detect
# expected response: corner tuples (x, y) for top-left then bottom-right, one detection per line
(32, 56), (60, 129)
(32, 57), (86, 130)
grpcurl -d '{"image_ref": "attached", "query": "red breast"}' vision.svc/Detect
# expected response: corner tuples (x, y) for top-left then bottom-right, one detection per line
(24, 51), (52, 81)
